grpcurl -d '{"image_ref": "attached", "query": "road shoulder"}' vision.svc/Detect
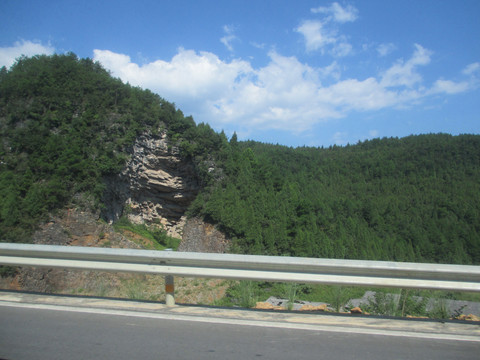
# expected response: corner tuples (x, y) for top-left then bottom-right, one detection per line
(1, 290), (479, 342)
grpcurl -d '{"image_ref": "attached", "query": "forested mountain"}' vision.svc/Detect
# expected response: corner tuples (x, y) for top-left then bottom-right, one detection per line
(190, 135), (480, 264)
(1, 54), (479, 265)
(0, 53), (202, 242)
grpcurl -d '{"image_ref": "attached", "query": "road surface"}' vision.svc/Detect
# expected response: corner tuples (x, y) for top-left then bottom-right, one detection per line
(0, 301), (478, 360)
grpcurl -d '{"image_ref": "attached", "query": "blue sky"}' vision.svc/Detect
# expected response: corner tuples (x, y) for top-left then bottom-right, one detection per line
(1, 0), (479, 147)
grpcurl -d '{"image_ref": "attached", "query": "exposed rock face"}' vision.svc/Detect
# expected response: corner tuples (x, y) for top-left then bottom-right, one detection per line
(0, 206), (142, 294)
(31, 206), (140, 249)
(179, 217), (230, 253)
(102, 132), (200, 238)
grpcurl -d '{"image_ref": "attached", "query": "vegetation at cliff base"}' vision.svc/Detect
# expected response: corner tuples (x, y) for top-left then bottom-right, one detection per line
(113, 215), (181, 250)
(1, 54), (480, 266)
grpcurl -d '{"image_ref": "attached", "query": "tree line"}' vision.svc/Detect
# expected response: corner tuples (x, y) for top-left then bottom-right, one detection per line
(188, 134), (480, 264)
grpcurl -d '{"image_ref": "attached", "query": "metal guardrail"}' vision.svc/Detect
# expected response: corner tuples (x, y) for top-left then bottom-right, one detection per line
(1, 243), (479, 305)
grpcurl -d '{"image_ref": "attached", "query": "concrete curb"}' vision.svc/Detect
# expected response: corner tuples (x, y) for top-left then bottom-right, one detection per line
(1, 291), (479, 342)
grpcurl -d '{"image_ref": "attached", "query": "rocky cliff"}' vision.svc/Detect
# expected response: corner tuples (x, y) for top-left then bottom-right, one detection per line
(0, 130), (230, 295)
(101, 131), (200, 238)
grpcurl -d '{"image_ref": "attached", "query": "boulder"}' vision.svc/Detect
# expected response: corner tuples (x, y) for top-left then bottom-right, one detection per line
(254, 302), (285, 310)
(456, 314), (480, 321)
(299, 304), (328, 311)
(350, 307), (363, 314)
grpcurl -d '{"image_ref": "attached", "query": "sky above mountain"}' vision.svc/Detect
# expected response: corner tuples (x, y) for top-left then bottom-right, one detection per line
(1, 0), (479, 147)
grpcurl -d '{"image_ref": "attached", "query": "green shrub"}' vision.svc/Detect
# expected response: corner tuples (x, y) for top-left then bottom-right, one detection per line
(113, 216), (180, 250)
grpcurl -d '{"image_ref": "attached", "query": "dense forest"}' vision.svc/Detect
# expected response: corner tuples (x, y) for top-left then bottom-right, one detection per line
(1, 54), (479, 265)
(190, 135), (480, 264)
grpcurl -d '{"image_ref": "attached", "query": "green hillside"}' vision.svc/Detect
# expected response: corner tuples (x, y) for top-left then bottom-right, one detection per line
(1, 54), (479, 264)
(190, 135), (480, 264)
(0, 53), (197, 242)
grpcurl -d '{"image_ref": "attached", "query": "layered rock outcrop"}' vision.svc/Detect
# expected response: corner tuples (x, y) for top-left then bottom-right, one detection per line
(102, 131), (200, 238)
(179, 217), (230, 253)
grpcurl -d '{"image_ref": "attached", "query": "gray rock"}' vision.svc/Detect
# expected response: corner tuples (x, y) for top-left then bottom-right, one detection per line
(179, 217), (230, 253)
(101, 131), (200, 237)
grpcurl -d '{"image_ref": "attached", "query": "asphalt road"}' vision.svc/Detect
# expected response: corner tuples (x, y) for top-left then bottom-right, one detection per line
(0, 304), (478, 360)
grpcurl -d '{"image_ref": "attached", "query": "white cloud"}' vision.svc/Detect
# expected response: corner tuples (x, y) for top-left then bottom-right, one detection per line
(295, 21), (353, 56)
(430, 79), (470, 94)
(380, 44), (432, 88)
(295, 20), (335, 53)
(251, 42), (265, 50)
(331, 41), (353, 57)
(210, 51), (341, 132)
(319, 77), (400, 111)
(93, 44), (474, 137)
(311, 2), (358, 23)
(319, 61), (341, 80)
(377, 43), (396, 57)
(369, 130), (379, 138)
(220, 25), (237, 52)
(297, 3), (356, 55)
(0, 40), (55, 68)
(93, 48), (252, 101)
(462, 62), (480, 76)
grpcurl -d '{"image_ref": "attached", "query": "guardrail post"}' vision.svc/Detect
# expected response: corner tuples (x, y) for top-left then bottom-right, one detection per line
(165, 275), (175, 306)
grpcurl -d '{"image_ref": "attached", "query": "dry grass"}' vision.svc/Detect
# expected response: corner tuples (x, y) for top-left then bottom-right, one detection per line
(0, 270), (230, 305)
